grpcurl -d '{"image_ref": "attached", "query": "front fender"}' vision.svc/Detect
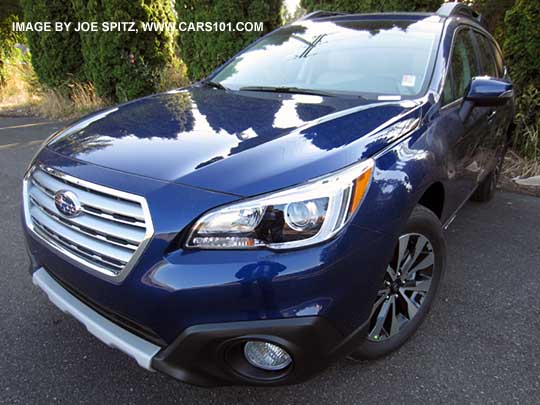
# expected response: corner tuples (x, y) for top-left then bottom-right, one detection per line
(350, 122), (448, 239)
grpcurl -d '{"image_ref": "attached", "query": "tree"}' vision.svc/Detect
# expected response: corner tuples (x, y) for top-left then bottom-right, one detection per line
(469, 0), (514, 43)
(282, 0), (305, 24)
(72, 0), (177, 102)
(0, 1), (24, 88)
(0, 0), (21, 20)
(0, 9), (23, 87)
(300, 0), (442, 13)
(504, 0), (540, 161)
(20, 0), (84, 89)
(176, 0), (282, 80)
(504, 0), (540, 92)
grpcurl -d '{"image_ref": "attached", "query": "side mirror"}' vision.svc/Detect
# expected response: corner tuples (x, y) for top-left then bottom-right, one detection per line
(465, 76), (513, 106)
(459, 77), (513, 121)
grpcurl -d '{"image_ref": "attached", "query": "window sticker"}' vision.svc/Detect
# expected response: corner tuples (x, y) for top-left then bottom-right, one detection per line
(401, 74), (416, 88)
(378, 95), (402, 101)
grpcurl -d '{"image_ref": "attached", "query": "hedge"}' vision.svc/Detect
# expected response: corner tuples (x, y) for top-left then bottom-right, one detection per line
(20, 0), (84, 89)
(72, 0), (177, 102)
(504, 0), (540, 160)
(470, 0), (515, 44)
(176, 0), (282, 81)
(0, 0), (20, 21)
(0, 14), (23, 87)
(0, 0), (23, 84)
(504, 0), (540, 92)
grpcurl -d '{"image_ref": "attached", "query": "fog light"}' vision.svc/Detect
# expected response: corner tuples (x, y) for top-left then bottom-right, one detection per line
(243, 341), (292, 371)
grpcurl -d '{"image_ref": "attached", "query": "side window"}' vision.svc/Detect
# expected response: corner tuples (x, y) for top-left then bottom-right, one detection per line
(475, 33), (498, 77)
(442, 29), (479, 105)
(442, 69), (454, 105)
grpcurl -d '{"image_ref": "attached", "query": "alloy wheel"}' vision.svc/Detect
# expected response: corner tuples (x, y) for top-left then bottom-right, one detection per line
(367, 233), (435, 342)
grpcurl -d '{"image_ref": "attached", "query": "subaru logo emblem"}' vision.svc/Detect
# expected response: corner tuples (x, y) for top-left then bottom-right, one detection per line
(54, 190), (82, 217)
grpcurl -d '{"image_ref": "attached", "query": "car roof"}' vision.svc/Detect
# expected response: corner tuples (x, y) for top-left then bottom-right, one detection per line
(300, 12), (439, 23)
(296, 9), (492, 43)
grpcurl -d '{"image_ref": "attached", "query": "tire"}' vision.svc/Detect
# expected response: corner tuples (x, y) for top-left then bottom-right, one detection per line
(470, 168), (497, 202)
(471, 148), (506, 203)
(350, 205), (446, 360)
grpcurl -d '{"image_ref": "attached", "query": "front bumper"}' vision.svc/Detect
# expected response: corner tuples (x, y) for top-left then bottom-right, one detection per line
(33, 266), (368, 386)
(32, 268), (161, 369)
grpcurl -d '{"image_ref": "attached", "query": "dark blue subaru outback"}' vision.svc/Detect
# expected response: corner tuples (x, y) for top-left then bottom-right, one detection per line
(23, 3), (514, 386)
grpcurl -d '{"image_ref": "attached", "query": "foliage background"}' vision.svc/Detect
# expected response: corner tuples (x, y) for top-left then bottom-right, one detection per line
(20, 0), (85, 89)
(72, 0), (178, 102)
(176, 0), (282, 80)
(503, 0), (540, 160)
(0, 14), (23, 87)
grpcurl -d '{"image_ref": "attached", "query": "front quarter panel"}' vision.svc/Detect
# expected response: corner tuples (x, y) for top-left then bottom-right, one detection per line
(351, 113), (447, 239)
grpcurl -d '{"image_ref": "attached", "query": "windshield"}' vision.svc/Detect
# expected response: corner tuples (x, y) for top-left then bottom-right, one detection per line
(212, 17), (442, 100)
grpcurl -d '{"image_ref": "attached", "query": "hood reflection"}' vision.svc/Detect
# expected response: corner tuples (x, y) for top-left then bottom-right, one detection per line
(47, 86), (418, 195)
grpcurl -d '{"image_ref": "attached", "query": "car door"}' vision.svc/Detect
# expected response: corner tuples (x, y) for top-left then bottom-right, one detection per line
(438, 27), (488, 210)
(473, 31), (510, 175)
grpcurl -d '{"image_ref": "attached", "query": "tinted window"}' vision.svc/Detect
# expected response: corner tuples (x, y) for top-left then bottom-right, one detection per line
(442, 29), (479, 105)
(476, 33), (498, 77)
(213, 19), (442, 99)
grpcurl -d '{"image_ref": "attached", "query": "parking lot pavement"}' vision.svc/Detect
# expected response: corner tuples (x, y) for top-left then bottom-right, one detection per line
(1, 116), (539, 404)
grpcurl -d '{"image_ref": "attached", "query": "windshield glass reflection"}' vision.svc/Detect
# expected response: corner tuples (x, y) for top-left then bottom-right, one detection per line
(213, 18), (442, 99)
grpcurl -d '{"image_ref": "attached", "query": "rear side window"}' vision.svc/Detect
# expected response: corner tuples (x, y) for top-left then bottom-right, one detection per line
(475, 33), (498, 77)
(442, 28), (479, 105)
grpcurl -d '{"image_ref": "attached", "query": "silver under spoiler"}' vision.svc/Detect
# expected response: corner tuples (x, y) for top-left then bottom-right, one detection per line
(32, 268), (161, 370)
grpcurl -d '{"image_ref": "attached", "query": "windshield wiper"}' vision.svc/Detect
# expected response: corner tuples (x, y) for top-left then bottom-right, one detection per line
(203, 80), (229, 91)
(239, 86), (336, 97)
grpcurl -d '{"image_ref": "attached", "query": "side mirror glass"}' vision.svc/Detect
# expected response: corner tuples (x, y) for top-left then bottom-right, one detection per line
(465, 76), (513, 107)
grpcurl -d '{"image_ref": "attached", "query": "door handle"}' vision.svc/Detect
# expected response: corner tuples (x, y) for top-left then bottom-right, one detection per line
(487, 110), (497, 120)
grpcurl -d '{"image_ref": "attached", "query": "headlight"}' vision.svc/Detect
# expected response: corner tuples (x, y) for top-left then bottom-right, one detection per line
(186, 159), (374, 250)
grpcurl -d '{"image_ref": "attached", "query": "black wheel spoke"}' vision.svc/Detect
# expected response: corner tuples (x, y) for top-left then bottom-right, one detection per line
(400, 235), (429, 278)
(386, 265), (398, 281)
(398, 289), (420, 319)
(401, 278), (431, 294)
(369, 298), (392, 340)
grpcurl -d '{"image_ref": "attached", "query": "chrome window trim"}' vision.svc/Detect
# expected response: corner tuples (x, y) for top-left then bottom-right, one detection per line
(23, 164), (155, 283)
(439, 18), (501, 108)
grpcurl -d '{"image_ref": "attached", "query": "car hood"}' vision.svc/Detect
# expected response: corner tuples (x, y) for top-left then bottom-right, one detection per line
(47, 86), (422, 196)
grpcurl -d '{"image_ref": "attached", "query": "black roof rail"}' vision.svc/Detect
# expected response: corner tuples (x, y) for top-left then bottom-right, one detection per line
(437, 2), (485, 26)
(299, 10), (347, 21)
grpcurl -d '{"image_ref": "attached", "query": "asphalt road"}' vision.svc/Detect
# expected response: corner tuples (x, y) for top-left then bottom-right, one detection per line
(1, 116), (539, 404)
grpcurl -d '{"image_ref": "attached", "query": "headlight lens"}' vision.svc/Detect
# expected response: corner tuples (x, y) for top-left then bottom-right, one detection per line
(186, 158), (374, 250)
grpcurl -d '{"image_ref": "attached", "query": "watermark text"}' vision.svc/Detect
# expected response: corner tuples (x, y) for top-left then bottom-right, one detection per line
(12, 21), (264, 33)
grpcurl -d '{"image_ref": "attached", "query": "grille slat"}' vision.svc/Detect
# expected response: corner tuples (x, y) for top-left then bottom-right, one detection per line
(33, 169), (145, 221)
(30, 197), (139, 251)
(30, 207), (133, 263)
(28, 185), (145, 245)
(82, 206), (147, 228)
(32, 219), (125, 270)
(32, 176), (146, 229)
(24, 166), (152, 277)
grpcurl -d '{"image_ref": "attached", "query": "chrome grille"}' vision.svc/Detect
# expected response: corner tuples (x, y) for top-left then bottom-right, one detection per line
(23, 165), (153, 279)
